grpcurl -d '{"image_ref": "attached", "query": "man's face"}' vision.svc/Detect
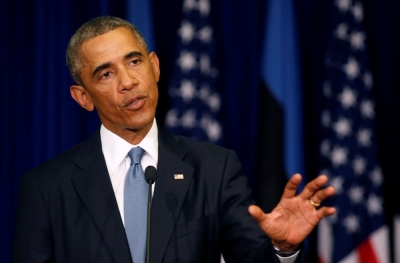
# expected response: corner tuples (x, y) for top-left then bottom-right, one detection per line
(71, 27), (160, 142)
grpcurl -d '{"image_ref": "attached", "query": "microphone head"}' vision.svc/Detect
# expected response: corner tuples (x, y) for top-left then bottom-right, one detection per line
(144, 166), (157, 184)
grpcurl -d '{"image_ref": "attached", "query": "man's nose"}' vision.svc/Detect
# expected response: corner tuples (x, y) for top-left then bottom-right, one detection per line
(119, 68), (138, 92)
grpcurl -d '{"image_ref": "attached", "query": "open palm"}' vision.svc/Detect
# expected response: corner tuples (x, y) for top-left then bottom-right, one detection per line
(249, 174), (336, 250)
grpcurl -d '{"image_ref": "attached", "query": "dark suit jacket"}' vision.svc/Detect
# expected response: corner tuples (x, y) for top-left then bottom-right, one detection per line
(13, 128), (297, 263)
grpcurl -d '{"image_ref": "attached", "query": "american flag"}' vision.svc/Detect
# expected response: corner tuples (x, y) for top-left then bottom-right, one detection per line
(317, 1), (389, 263)
(165, 0), (222, 144)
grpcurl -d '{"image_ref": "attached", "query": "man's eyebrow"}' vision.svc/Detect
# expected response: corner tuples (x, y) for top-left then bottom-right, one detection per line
(124, 51), (143, 60)
(91, 51), (144, 78)
(92, 62), (111, 78)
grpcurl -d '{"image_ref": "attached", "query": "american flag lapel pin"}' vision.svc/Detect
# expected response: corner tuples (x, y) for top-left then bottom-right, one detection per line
(174, 174), (184, 180)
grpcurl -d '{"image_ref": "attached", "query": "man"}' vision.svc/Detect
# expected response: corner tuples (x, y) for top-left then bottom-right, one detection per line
(13, 16), (335, 263)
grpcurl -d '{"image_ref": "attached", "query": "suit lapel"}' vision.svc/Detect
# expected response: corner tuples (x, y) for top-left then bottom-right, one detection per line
(71, 131), (132, 263)
(150, 130), (194, 263)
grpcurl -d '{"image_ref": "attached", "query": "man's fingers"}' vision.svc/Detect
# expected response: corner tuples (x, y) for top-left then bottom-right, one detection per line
(316, 207), (337, 220)
(281, 174), (303, 199)
(298, 175), (329, 200)
(309, 186), (336, 205)
(248, 205), (265, 222)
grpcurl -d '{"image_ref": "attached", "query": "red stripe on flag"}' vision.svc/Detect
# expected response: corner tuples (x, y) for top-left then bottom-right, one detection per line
(318, 255), (327, 263)
(357, 238), (379, 263)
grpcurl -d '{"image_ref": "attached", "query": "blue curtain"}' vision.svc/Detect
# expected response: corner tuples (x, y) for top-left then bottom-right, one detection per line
(0, 1), (126, 261)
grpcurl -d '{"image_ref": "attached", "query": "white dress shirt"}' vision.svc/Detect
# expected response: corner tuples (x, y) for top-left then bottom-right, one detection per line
(100, 119), (298, 262)
(100, 119), (158, 225)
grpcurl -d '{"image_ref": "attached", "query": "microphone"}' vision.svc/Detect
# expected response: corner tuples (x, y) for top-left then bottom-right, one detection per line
(145, 166), (157, 184)
(145, 166), (157, 263)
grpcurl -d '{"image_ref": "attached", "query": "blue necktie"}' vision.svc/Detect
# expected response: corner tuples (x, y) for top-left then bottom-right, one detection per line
(124, 147), (147, 263)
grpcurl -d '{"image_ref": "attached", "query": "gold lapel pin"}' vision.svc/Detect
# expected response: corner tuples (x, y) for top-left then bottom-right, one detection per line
(174, 174), (184, 180)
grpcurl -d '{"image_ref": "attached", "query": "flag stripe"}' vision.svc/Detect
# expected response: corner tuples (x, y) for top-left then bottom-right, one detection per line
(369, 226), (389, 263)
(317, 218), (332, 263)
(357, 239), (378, 263)
(395, 215), (400, 263)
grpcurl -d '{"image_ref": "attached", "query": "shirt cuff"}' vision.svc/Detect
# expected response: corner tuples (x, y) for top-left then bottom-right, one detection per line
(276, 250), (300, 263)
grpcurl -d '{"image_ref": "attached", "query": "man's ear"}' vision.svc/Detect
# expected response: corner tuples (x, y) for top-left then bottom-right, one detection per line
(149, 52), (160, 82)
(70, 85), (95, 111)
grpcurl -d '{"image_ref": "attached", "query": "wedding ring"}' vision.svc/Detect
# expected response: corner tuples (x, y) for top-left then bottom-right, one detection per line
(310, 198), (320, 208)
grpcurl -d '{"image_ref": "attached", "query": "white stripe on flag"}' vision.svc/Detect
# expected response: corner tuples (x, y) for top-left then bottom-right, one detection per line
(395, 215), (400, 263)
(318, 220), (389, 263)
(318, 218), (332, 263)
(371, 226), (389, 263)
(340, 250), (358, 263)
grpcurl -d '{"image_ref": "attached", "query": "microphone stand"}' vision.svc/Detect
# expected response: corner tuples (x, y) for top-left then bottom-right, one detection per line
(146, 179), (154, 263)
(145, 166), (157, 263)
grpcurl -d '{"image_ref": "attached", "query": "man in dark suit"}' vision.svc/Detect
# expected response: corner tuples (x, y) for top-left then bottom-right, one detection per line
(13, 16), (336, 263)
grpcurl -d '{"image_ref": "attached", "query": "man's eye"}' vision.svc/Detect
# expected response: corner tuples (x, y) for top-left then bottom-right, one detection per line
(130, 59), (140, 65)
(101, 72), (111, 78)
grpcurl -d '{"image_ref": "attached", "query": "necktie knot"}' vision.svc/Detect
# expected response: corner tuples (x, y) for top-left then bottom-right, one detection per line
(128, 147), (145, 166)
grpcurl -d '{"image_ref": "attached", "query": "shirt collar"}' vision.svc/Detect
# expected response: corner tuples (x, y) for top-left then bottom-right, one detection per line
(100, 119), (158, 173)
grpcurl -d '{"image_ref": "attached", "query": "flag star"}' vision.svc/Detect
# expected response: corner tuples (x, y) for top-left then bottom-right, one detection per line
(206, 121), (222, 141)
(322, 110), (331, 127)
(350, 31), (365, 50)
(165, 109), (179, 127)
(179, 80), (197, 102)
(323, 81), (332, 97)
(200, 53), (211, 74)
(331, 145), (348, 167)
(338, 86), (357, 108)
(198, 0), (210, 16)
(353, 155), (366, 175)
(183, 0), (197, 12)
(201, 115), (221, 142)
(199, 84), (219, 110)
(343, 57), (360, 80)
(330, 176), (344, 194)
(370, 167), (383, 186)
(357, 128), (371, 147)
(363, 72), (373, 89)
(178, 21), (196, 43)
(206, 93), (221, 112)
(199, 53), (218, 77)
(197, 26), (213, 43)
(320, 139), (331, 157)
(348, 186), (364, 204)
(343, 214), (360, 233)
(199, 85), (210, 99)
(351, 2), (364, 22)
(181, 109), (197, 128)
(360, 100), (375, 118)
(367, 194), (383, 215)
(333, 117), (352, 138)
(335, 23), (348, 40)
(336, 0), (351, 12)
(177, 51), (197, 72)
